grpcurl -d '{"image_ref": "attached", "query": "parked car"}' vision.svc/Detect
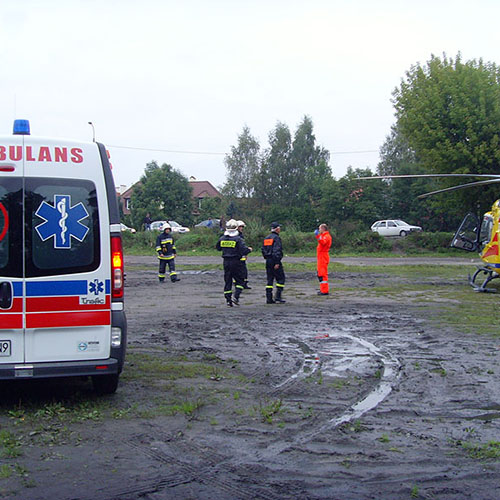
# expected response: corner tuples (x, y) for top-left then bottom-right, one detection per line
(168, 221), (190, 233)
(195, 218), (220, 228)
(150, 220), (168, 231)
(150, 220), (190, 233)
(371, 219), (422, 237)
(120, 223), (136, 234)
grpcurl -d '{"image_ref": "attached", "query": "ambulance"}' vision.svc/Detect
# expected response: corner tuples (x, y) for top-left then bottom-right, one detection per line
(0, 120), (126, 394)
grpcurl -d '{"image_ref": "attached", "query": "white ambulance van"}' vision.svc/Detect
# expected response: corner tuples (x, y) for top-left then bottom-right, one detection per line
(0, 120), (126, 394)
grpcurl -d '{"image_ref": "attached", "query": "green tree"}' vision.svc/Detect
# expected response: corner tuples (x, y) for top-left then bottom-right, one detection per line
(392, 53), (500, 219)
(130, 161), (193, 229)
(222, 126), (260, 198)
(257, 121), (292, 204)
(376, 125), (449, 230)
(290, 115), (331, 204)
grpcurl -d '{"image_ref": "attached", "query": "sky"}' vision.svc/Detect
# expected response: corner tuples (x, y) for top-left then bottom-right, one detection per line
(1, 0), (500, 192)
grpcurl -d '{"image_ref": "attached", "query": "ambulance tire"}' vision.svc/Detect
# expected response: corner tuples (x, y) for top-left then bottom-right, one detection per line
(92, 374), (119, 395)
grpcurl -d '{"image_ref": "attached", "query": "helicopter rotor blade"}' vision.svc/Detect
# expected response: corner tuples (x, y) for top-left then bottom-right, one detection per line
(417, 178), (500, 198)
(358, 174), (500, 180)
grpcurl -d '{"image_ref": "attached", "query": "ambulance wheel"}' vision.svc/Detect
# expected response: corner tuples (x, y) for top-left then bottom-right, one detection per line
(92, 374), (119, 395)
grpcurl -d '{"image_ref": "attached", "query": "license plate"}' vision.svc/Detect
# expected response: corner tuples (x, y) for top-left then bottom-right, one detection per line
(0, 340), (11, 356)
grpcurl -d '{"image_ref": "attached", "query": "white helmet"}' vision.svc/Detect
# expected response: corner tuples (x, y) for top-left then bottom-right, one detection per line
(236, 220), (245, 228)
(226, 219), (238, 230)
(162, 222), (171, 230)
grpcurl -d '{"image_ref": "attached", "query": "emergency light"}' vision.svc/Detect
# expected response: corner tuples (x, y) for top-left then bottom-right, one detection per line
(13, 119), (30, 135)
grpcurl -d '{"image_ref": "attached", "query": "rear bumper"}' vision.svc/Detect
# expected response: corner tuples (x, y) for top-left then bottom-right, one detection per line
(0, 358), (120, 380)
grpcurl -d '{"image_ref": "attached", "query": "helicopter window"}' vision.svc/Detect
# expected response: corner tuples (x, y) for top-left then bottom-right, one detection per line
(479, 215), (493, 246)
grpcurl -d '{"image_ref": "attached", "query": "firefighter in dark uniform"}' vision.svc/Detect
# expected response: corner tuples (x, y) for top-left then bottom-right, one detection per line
(237, 220), (251, 289)
(155, 223), (181, 282)
(261, 221), (285, 304)
(216, 219), (252, 307)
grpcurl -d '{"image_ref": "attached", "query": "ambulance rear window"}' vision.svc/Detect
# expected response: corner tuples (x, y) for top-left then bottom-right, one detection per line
(0, 179), (23, 278)
(25, 178), (100, 277)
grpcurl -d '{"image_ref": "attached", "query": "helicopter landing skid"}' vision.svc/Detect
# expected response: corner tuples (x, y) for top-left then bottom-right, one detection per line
(468, 266), (499, 293)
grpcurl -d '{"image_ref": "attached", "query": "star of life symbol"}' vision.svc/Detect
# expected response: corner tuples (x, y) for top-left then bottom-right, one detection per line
(35, 195), (89, 249)
(89, 279), (104, 296)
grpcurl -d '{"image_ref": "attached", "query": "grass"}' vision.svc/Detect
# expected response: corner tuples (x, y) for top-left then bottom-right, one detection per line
(460, 440), (500, 460)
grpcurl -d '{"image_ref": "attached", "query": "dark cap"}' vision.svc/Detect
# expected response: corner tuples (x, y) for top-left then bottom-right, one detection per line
(270, 222), (281, 229)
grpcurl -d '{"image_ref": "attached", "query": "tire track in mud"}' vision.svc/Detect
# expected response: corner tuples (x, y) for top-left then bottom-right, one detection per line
(95, 431), (287, 500)
(253, 321), (402, 458)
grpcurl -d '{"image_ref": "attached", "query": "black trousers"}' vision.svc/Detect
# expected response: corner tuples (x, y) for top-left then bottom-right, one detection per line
(265, 260), (285, 288)
(224, 258), (245, 297)
(158, 257), (176, 280)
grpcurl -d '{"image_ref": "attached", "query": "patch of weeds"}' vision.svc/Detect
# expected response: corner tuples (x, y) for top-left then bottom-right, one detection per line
(460, 440), (500, 460)
(259, 399), (283, 424)
(329, 378), (347, 390)
(0, 430), (22, 458)
(388, 447), (403, 453)
(209, 366), (224, 381)
(210, 418), (217, 426)
(378, 433), (390, 443)
(342, 420), (366, 433)
(301, 407), (314, 419)
(158, 399), (205, 419)
(125, 351), (216, 382)
(0, 464), (12, 479)
(430, 367), (447, 377)
(410, 485), (419, 498)
(233, 391), (240, 401)
(414, 362), (421, 370)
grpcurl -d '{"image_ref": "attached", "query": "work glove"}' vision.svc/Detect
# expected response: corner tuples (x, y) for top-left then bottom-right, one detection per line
(314, 229), (319, 236)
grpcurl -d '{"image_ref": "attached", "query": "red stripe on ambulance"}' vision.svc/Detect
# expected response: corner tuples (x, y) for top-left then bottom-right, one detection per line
(0, 314), (23, 329)
(26, 311), (111, 329)
(26, 295), (110, 312)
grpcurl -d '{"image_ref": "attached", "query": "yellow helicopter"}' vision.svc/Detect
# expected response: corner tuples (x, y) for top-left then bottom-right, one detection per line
(361, 173), (500, 292)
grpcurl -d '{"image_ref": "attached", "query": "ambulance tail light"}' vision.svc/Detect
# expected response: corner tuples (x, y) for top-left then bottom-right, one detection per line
(111, 235), (124, 299)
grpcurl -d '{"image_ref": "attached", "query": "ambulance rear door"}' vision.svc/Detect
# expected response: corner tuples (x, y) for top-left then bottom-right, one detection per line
(0, 135), (25, 364)
(23, 137), (112, 364)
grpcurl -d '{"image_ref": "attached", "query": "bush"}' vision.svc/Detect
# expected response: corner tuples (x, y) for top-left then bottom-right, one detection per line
(394, 231), (455, 253)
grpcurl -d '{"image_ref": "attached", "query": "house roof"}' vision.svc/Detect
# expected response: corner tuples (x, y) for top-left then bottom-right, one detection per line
(189, 180), (221, 198)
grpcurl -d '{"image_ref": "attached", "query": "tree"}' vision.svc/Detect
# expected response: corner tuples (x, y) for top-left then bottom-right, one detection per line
(130, 161), (193, 229)
(257, 122), (292, 204)
(392, 53), (500, 219)
(376, 126), (448, 230)
(222, 126), (260, 198)
(290, 116), (331, 204)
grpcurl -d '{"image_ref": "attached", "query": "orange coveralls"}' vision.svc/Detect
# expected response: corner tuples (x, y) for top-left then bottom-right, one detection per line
(316, 231), (332, 294)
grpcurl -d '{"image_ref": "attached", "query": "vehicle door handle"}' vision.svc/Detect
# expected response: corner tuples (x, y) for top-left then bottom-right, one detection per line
(0, 281), (13, 309)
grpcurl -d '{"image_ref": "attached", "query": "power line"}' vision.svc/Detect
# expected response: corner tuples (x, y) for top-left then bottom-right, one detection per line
(107, 144), (225, 156)
(107, 144), (379, 156)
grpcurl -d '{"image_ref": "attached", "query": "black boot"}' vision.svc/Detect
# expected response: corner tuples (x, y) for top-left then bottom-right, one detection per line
(226, 294), (233, 307)
(243, 282), (251, 289)
(266, 288), (275, 304)
(171, 275), (181, 282)
(275, 288), (286, 303)
(233, 289), (241, 305)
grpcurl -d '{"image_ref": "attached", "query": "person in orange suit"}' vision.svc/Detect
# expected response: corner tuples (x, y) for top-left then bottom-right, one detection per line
(315, 223), (332, 295)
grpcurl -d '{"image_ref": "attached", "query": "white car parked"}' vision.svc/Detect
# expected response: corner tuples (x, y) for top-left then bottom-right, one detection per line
(371, 219), (422, 237)
(150, 220), (190, 233)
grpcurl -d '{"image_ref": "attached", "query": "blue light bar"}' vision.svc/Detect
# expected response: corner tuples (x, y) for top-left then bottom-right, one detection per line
(13, 119), (30, 135)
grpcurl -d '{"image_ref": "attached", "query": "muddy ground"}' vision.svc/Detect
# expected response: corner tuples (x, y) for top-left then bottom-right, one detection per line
(0, 254), (499, 500)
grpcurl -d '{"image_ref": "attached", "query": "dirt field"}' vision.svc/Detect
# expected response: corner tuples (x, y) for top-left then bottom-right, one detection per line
(1, 254), (499, 500)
